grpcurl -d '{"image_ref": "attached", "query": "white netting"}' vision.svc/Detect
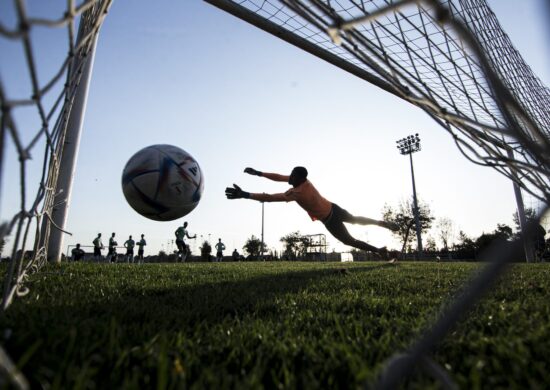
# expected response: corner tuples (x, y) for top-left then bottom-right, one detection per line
(205, 0), (550, 387)
(207, 0), (550, 202)
(0, 0), (548, 387)
(0, 0), (112, 310)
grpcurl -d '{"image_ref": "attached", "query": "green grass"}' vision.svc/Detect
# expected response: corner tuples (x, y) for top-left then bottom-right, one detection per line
(1, 261), (549, 389)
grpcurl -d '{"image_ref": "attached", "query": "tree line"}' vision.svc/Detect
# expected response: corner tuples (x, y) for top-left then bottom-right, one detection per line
(235, 199), (547, 262)
(147, 198), (547, 262)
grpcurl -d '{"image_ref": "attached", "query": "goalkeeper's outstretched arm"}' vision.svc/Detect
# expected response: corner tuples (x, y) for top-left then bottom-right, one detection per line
(244, 167), (289, 182)
(225, 184), (290, 202)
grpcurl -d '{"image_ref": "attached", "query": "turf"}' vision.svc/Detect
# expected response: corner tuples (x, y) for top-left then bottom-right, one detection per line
(1, 261), (549, 389)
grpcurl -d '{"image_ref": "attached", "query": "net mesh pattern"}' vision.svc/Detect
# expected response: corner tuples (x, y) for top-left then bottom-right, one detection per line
(205, 0), (550, 387)
(209, 0), (550, 202)
(0, 0), (112, 310)
(0, 0), (548, 387)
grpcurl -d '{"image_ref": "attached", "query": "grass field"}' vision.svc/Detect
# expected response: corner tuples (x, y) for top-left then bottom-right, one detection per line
(1, 261), (549, 389)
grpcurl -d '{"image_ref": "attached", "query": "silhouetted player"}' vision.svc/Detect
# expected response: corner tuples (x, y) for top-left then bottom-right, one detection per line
(137, 234), (147, 263)
(226, 167), (398, 260)
(92, 233), (103, 261)
(71, 244), (85, 262)
(175, 222), (196, 262)
(215, 238), (226, 262)
(107, 232), (118, 263)
(124, 235), (135, 263)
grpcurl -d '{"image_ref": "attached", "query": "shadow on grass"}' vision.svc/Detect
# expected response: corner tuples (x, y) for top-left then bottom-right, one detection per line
(2, 262), (401, 339)
(0, 262), (409, 389)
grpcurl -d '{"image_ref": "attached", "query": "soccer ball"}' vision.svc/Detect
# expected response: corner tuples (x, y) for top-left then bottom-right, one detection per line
(121, 144), (204, 221)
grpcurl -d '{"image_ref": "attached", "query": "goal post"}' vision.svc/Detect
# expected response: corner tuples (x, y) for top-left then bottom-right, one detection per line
(45, 25), (100, 263)
(0, 0), (112, 310)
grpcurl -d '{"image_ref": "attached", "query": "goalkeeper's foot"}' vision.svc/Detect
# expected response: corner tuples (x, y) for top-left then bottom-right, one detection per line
(377, 246), (389, 260)
(380, 221), (400, 231)
(378, 246), (398, 263)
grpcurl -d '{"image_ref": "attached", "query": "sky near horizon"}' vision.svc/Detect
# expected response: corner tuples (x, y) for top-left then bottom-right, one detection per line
(0, 1), (549, 257)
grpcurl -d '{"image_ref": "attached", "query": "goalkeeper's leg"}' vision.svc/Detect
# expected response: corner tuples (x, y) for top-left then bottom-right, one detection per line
(338, 206), (399, 231)
(324, 214), (380, 253)
(324, 204), (395, 260)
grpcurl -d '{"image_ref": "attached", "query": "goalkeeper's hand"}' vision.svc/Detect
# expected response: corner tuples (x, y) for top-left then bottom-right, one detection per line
(244, 167), (262, 176)
(225, 184), (250, 199)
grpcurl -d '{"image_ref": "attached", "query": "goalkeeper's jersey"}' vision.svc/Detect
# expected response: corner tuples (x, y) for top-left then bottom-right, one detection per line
(251, 180), (332, 221)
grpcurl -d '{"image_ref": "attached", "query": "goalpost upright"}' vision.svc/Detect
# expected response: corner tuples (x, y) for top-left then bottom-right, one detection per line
(45, 27), (100, 263)
(1, 1), (112, 310)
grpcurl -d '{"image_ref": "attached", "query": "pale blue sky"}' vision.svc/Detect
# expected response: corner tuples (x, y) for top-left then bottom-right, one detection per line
(0, 1), (548, 256)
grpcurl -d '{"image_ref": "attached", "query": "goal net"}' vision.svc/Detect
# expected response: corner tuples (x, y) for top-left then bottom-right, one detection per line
(0, 0), (548, 386)
(204, 0), (550, 387)
(0, 0), (112, 310)
(206, 0), (550, 203)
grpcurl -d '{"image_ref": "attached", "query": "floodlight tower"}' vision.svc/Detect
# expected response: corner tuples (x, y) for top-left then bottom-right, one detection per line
(260, 202), (265, 261)
(396, 134), (423, 257)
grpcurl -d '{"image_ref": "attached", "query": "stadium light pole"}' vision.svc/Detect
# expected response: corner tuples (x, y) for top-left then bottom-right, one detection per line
(396, 134), (423, 258)
(260, 201), (265, 261)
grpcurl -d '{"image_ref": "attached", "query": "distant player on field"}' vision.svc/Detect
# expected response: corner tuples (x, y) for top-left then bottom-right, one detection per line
(226, 167), (399, 261)
(107, 232), (118, 263)
(92, 233), (104, 261)
(215, 238), (226, 262)
(136, 234), (147, 263)
(232, 249), (240, 261)
(175, 222), (196, 262)
(71, 243), (85, 262)
(124, 235), (135, 263)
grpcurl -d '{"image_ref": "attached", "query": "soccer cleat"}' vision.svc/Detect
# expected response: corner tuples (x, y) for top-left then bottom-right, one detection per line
(377, 246), (399, 263)
(377, 246), (389, 260)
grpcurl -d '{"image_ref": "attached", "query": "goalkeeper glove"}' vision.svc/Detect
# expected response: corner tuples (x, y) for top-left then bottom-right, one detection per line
(225, 184), (250, 199)
(244, 167), (262, 176)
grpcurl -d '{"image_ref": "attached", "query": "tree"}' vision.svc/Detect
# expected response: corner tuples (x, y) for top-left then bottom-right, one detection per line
(453, 230), (476, 260)
(280, 231), (309, 260)
(436, 217), (455, 250)
(0, 238), (5, 257)
(243, 235), (262, 259)
(513, 207), (537, 234)
(475, 224), (513, 257)
(512, 208), (546, 261)
(495, 223), (513, 240)
(382, 198), (434, 251)
(425, 236), (437, 252)
(200, 241), (212, 261)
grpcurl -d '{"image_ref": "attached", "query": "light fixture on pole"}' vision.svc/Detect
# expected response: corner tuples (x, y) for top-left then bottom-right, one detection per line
(396, 133), (423, 257)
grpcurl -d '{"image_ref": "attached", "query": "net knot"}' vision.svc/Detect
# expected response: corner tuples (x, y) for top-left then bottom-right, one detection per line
(18, 20), (30, 34)
(18, 150), (31, 162)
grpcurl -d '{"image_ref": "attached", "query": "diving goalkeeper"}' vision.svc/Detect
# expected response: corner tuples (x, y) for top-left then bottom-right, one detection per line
(225, 167), (398, 259)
